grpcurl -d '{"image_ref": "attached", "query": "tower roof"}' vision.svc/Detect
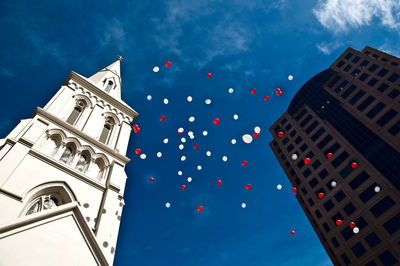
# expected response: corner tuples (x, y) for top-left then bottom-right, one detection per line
(88, 56), (122, 99)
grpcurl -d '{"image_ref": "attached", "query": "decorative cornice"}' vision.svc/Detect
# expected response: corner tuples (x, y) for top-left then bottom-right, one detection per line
(65, 71), (139, 120)
(29, 149), (107, 192)
(34, 107), (130, 164)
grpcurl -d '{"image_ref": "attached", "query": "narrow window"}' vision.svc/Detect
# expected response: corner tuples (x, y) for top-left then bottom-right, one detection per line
(25, 195), (61, 216)
(334, 80), (348, 93)
(318, 169), (328, 180)
(351, 56), (360, 63)
(349, 90), (366, 105)
(368, 64), (378, 72)
(357, 96), (375, 111)
(309, 178), (318, 188)
(388, 73), (399, 83)
(388, 120), (400, 136)
(305, 121), (319, 134)
(349, 171), (370, 190)
(300, 114), (312, 127)
(343, 64), (352, 72)
(323, 222), (330, 233)
(370, 196), (395, 218)
(358, 182), (379, 203)
(360, 59), (369, 68)
(331, 237), (340, 248)
(366, 102), (386, 119)
(66, 100), (86, 125)
(323, 199), (334, 212)
(311, 128), (325, 141)
(364, 232), (381, 248)
(377, 68), (389, 77)
(345, 53), (353, 60)
(378, 250), (397, 265)
(367, 78), (378, 87)
(334, 191), (346, 202)
(351, 242), (367, 258)
(99, 117), (115, 144)
(317, 135), (333, 149)
(388, 89), (400, 99)
(376, 109), (398, 127)
(341, 84), (356, 99)
(294, 109), (307, 121)
(383, 213), (400, 235)
(104, 80), (113, 93)
(351, 69), (360, 77)
(377, 83), (389, 92)
(327, 76), (340, 88)
(75, 154), (89, 172)
(343, 202), (356, 216)
(358, 73), (369, 81)
(336, 61), (345, 68)
(60, 147), (73, 164)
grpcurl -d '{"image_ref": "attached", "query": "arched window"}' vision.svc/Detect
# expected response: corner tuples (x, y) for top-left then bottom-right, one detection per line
(75, 153), (90, 172)
(25, 194), (62, 216)
(99, 117), (115, 144)
(66, 99), (87, 125)
(60, 146), (74, 164)
(104, 80), (113, 93)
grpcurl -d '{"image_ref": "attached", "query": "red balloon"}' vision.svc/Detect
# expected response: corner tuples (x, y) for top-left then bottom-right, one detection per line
(292, 187), (297, 193)
(351, 162), (358, 168)
(327, 153), (334, 159)
(135, 148), (141, 154)
(304, 158), (311, 164)
(193, 144), (199, 149)
(133, 124), (140, 133)
(253, 132), (259, 138)
(245, 184), (252, 190)
(264, 96), (270, 101)
(160, 116), (165, 121)
(318, 193), (325, 199)
(349, 222), (356, 228)
(242, 160), (248, 166)
(290, 230), (295, 235)
(207, 73), (212, 78)
(336, 220), (342, 226)
(276, 88), (282, 96)
(181, 185), (186, 190)
(149, 177), (154, 182)
(197, 206), (203, 212)
(213, 118), (220, 125)
(217, 180), (222, 185)
(277, 131), (284, 138)
(165, 61), (171, 67)
(251, 88), (256, 94)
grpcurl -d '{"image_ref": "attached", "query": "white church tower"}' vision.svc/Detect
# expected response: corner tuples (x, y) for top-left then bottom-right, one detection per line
(0, 57), (138, 266)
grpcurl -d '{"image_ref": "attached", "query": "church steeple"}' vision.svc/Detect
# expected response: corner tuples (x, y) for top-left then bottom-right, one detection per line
(88, 56), (122, 99)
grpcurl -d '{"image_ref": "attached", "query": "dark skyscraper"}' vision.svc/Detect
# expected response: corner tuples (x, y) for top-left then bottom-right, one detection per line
(269, 46), (400, 265)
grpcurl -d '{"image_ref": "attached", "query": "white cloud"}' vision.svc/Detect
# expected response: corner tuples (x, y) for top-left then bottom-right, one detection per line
(316, 41), (342, 55)
(313, 0), (400, 33)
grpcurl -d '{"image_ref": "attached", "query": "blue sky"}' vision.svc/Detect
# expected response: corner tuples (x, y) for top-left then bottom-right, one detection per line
(1, 0), (400, 265)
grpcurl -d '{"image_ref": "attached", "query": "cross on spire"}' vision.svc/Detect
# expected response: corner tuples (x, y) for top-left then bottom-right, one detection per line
(117, 55), (123, 61)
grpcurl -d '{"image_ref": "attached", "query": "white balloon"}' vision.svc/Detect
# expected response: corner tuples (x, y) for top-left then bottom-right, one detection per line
(153, 66), (159, 72)
(331, 181), (337, 187)
(188, 131), (194, 136)
(241, 203), (247, 208)
(179, 144), (184, 150)
(242, 134), (253, 144)
(181, 137), (186, 143)
(291, 154), (298, 160)
(163, 138), (169, 144)
(147, 95), (152, 101)
(140, 154), (146, 159)
(189, 135), (194, 139)
(229, 88), (234, 93)
(178, 171), (183, 176)
(233, 114), (239, 120)
(254, 126), (261, 133)
(222, 156), (228, 162)
(288, 75), (293, 81)
(178, 127), (184, 133)
(231, 139), (237, 144)
(157, 152), (162, 158)
(374, 186), (381, 193)
(165, 202), (171, 208)
(277, 184), (282, 190)
(163, 98), (169, 104)
(187, 96), (193, 102)
(181, 156), (186, 161)
(203, 131), (208, 136)
(197, 165), (202, 170)
(205, 99), (211, 105)
(206, 151), (211, 157)
(187, 177), (192, 182)
(189, 116), (195, 122)
(353, 227), (360, 234)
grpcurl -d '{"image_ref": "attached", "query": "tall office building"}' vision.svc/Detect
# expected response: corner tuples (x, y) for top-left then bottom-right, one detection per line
(0, 57), (138, 265)
(269, 46), (400, 265)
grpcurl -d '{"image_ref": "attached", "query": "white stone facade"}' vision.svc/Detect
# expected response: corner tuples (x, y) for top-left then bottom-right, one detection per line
(0, 58), (138, 266)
